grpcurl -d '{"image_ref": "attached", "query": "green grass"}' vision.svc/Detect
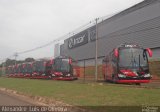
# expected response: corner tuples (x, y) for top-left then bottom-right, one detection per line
(0, 77), (160, 106)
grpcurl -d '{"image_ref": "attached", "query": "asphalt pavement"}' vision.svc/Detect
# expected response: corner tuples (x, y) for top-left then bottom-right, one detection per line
(0, 90), (33, 106)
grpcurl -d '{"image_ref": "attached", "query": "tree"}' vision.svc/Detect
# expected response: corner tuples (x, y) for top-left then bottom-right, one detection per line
(25, 58), (35, 62)
(5, 59), (16, 66)
(0, 57), (35, 67)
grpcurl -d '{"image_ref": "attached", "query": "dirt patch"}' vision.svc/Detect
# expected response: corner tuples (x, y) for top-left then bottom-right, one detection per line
(0, 88), (70, 106)
(0, 87), (87, 112)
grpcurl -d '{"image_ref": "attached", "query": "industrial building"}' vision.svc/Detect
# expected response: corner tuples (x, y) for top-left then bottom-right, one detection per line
(60, 0), (160, 67)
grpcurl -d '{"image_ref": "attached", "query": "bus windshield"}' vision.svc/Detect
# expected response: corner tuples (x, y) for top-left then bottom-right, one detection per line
(53, 58), (71, 73)
(119, 48), (148, 68)
(35, 61), (46, 72)
(25, 64), (32, 73)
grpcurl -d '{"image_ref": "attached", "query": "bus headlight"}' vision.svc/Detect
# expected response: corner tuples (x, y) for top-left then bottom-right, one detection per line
(144, 73), (151, 77)
(67, 74), (71, 76)
(118, 74), (126, 78)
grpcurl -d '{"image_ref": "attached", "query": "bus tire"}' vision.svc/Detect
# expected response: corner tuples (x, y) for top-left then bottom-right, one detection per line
(136, 83), (141, 86)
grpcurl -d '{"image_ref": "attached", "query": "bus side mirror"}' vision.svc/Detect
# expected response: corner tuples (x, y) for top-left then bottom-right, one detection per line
(146, 48), (152, 57)
(114, 48), (119, 58)
(69, 58), (72, 64)
(50, 59), (54, 65)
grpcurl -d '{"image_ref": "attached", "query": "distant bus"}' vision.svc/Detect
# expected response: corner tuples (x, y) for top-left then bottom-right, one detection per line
(31, 60), (48, 79)
(102, 43), (152, 84)
(47, 56), (79, 80)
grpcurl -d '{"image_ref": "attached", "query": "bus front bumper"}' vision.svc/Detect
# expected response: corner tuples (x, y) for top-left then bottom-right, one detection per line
(117, 79), (150, 83)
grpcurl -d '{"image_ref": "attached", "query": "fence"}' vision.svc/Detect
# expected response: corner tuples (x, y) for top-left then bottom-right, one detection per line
(74, 58), (160, 81)
(149, 60), (160, 80)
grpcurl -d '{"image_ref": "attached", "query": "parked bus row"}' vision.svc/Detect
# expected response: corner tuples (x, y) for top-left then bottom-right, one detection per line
(5, 56), (79, 81)
(4, 43), (153, 84)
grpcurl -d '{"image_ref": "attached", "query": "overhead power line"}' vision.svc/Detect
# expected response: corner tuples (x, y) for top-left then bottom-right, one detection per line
(0, 19), (95, 63)
(16, 17), (103, 55)
(17, 20), (96, 55)
(1, 12), (117, 61)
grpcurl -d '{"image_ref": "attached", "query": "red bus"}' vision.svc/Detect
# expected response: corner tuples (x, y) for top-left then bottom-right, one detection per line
(16, 64), (25, 78)
(48, 56), (79, 80)
(23, 63), (33, 78)
(102, 43), (152, 84)
(31, 60), (49, 79)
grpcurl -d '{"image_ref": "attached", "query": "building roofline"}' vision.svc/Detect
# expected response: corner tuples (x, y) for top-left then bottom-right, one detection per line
(100, 0), (159, 25)
(63, 0), (159, 43)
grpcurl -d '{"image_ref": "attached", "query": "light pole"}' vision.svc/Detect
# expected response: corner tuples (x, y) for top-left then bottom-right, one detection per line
(14, 52), (18, 66)
(95, 18), (99, 81)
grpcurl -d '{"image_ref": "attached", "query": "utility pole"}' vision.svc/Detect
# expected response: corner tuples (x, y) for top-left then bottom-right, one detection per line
(95, 18), (99, 82)
(2, 61), (5, 76)
(14, 52), (18, 66)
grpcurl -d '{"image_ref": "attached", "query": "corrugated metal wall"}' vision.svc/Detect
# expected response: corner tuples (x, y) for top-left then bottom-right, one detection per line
(61, 0), (160, 62)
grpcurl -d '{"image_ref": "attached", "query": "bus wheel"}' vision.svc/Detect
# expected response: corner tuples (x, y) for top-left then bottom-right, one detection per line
(136, 83), (141, 86)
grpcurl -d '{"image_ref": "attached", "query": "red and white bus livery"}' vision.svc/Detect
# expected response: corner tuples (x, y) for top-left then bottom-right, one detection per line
(6, 56), (79, 81)
(47, 56), (79, 80)
(102, 43), (152, 84)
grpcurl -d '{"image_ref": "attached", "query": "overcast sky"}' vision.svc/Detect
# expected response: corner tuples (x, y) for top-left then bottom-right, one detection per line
(0, 0), (144, 61)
